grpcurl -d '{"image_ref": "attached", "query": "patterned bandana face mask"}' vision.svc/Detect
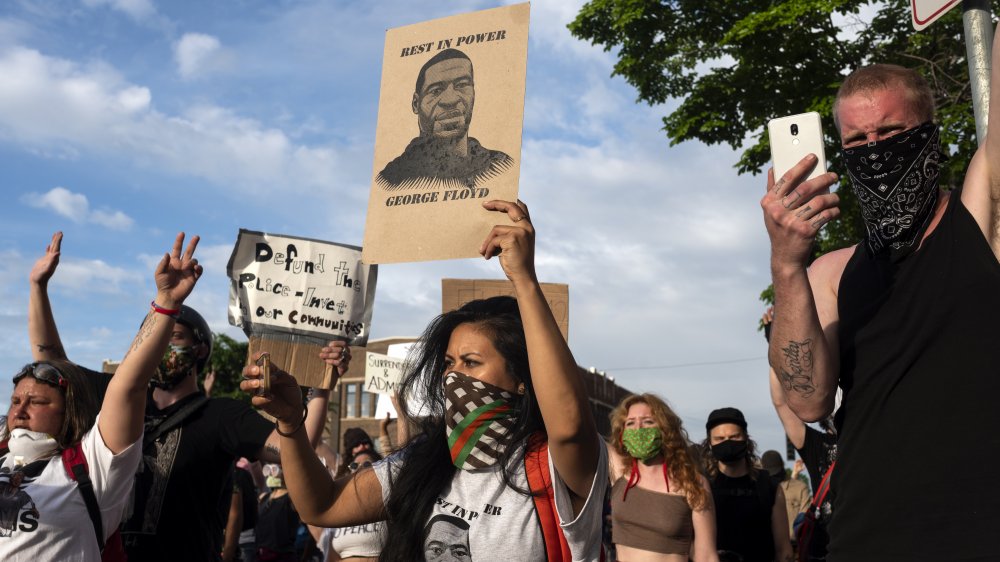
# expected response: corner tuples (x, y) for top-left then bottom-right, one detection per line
(152, 344), (198, 390)
(621, 427), (662, 461)
(842, 122), (942, 262)
(444, 371), (519, 470)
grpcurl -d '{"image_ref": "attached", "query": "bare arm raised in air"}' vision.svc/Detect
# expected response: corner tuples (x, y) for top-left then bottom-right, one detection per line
(28, 232), (67, 362)
(100, 233), (202, 453)
(481, 199), (601, 515)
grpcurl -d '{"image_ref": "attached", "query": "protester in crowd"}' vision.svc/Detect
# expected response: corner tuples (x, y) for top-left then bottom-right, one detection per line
(703, 408), (792, 562)
(27, 235), (350, 562)
(607, 393), (718, 562)
(761, 451), (810, 545)
(256, 464), (301, 562)
(762, 32), (1000, 556)
(230, 459), (260, 562)
(1, 232), (201, 560)
(243, 199), (608, 560)
(315, 449), (386, 562)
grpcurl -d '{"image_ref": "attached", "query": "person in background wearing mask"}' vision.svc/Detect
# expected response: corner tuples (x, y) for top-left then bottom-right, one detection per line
(27, 233), (351, 562)
(760, 451), (810, 547)
(703, 408), (792, 562)
(256, 464), (301, 562)
(607, 393), (718, 562)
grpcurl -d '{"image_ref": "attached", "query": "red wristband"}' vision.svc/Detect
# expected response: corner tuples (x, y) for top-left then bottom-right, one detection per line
(150, 300), (181, 319)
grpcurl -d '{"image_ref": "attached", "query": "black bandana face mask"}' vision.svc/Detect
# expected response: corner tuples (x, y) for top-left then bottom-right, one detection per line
(843, 122), (942, 261)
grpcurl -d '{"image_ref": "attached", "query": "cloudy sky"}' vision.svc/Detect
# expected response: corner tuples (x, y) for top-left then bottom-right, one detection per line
(0, 1), (800, 458)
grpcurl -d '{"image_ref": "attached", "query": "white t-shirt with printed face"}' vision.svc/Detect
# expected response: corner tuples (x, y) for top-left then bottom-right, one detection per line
(374, 438), (608, 562)
(0, 417), (142, 562)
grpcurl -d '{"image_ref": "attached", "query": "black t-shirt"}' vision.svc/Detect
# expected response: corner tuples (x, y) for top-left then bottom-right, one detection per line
(833, 187), (1000, 561)
(711, 473), (776, 562)
(797, 426), (836, 514)
(234, 467), (258, 532)
(255, 492), (300, 554)
(122, 392), (274, 562)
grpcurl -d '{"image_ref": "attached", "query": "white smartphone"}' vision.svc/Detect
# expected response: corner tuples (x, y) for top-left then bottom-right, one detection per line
(768, 112), (827, 182)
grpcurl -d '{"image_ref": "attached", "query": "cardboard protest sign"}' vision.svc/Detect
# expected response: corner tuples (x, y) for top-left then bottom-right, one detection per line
(227, 229), (377, 388)
(362, 3), (530, 264)
(365, 351), (405, 396)
(442, 278), (569, 341)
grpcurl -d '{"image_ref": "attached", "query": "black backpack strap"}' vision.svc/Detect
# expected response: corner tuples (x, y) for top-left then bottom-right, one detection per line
(62, 443), (105, 550)
(143, 394), (209, 450)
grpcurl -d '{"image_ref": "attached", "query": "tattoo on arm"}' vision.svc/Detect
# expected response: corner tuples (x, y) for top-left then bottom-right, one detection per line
(124, 312), (157, 360)
(779, 339), (816, 398)
(264, 443), (280, 461)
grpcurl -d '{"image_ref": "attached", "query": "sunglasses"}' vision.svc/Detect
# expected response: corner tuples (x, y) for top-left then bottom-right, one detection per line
(261, 464), (282, 477)
(13, 363), (68, 389)
(349, 460), (373, 472)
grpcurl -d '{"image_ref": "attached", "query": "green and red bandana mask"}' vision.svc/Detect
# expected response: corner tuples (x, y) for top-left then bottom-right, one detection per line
(152, 344), (197, 390)
(622, 427), (662, 461)
(444, 371), (518, 470)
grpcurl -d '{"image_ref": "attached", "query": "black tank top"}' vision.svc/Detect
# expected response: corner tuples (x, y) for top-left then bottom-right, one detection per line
(833, 186), (1000, 561)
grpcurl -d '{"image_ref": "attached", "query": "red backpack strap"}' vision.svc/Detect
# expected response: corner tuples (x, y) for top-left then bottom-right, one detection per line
(525, 432), (572, 562)
(810, 461), (836, 509)
(62, 443), (106, 550)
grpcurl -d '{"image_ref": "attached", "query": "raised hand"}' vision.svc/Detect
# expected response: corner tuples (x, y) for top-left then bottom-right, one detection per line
(29, 232), (63, 286)
(319, 340), (352, 378)
(760, 156), (840, 273)
(155, 232), (202, 309)
(240, 351), (304, 425)
(480, 199), (536, 284)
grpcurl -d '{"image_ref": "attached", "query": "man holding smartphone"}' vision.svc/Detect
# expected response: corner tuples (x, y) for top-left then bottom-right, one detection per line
(760, 26), (1000, 561)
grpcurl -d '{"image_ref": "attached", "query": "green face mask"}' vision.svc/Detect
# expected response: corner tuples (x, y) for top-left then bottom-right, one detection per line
(622, 427), (663, 461)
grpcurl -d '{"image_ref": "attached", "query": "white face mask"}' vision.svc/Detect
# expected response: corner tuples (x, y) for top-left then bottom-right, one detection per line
(3, 428), (59, 470)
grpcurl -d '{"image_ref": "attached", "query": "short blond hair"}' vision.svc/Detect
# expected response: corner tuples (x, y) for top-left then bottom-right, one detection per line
(833, 64), (935, 132)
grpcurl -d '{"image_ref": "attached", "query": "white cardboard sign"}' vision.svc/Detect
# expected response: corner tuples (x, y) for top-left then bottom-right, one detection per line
(364, 351), (406, 396)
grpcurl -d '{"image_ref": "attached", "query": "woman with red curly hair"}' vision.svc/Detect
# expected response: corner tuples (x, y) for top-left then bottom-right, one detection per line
(608, 394), (719, 562)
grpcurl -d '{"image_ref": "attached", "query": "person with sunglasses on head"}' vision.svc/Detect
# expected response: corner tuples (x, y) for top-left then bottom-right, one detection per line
(315, 449), (386, 562)
(242, 200), (608, 561)
(26, 232), (350, 562)
(0, 232), (202, 561)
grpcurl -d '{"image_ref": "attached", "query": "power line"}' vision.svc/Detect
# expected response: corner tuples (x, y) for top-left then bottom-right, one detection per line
(603, 356), (766, 372)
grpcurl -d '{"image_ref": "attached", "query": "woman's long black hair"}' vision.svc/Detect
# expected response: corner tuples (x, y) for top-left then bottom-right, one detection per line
(379, 296), (543, 562)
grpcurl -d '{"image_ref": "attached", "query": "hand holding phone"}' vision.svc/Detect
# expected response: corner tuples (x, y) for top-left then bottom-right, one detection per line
(255, 352), (271, 397)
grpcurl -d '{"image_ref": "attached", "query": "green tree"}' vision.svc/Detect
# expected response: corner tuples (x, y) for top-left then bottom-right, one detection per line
(199, 333), (252, 401)
(569, 0), (993, 308)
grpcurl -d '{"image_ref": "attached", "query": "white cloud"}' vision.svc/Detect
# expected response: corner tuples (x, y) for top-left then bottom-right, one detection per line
(80, 0), (157, 22)
(174, 33), (223, 79)
(21, 186), (135, 230)
(0, 46), (348, 197)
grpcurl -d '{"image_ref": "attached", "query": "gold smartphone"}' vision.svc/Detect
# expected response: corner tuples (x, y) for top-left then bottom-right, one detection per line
(255, 352), (271, 396)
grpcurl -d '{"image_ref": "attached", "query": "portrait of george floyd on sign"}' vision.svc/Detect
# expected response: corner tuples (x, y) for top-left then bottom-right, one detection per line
(226, 229), (377, 388)
(362, 3), (529, 264)
(442, 278), (569, 341)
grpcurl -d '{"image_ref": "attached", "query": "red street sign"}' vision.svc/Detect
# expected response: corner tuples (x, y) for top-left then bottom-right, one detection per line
(912, 0), (962, 31)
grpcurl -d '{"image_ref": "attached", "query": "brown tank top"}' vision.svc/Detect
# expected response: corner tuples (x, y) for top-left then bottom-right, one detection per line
(610, 477), (694, 554)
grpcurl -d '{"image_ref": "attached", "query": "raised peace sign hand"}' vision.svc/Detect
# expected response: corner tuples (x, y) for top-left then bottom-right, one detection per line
(154, 233), (202, 309)
(29, 232), (63, 286)
(480, 199), (537, 285)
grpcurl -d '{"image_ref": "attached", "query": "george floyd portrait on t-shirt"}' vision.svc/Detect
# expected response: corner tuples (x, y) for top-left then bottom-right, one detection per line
(377, 48), (513, 191)
(423, 514), (472, 561)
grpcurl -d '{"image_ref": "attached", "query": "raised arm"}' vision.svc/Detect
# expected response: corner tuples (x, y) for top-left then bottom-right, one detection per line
(98, 233), (201, 454)
(481, 199), (600, 511)
(761, 159), (843, 421)
(240, 357), (385, 527)
(28, 232), (67, 361)
(962, 23), (1000, 256)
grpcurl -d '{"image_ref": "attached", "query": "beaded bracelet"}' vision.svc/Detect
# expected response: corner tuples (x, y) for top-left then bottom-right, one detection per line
(275, 406), (308, 437)
(150, 301), (181, 319)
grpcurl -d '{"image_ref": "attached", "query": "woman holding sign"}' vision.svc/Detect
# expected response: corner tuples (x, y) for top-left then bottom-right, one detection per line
(242, 200), (607, 561)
